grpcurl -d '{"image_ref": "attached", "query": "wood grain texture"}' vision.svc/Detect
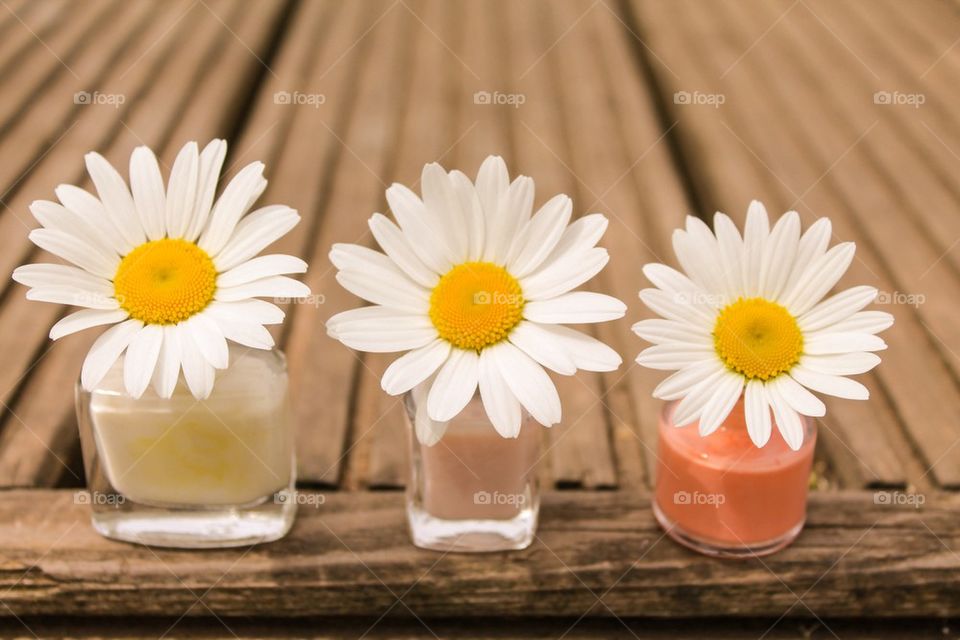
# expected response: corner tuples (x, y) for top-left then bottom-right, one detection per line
(0, 489), (956, 618)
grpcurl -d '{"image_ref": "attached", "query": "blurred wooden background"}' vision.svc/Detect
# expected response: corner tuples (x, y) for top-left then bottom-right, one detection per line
(0, 0), (958, 635)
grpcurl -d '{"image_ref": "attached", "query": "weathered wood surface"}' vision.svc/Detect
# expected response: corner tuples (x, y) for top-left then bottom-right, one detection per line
(0, 0), (956, 630)
(0, 489), (957, 618)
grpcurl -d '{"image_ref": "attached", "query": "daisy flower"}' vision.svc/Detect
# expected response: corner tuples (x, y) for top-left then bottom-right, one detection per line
(327, 156), (625, 445)
(634, 201), (893, 450)
(12, 140), (310, 400)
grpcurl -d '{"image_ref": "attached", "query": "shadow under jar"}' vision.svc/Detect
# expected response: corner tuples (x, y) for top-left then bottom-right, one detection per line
(404, 392), (541, 552)
(76, 345), (296, 548)
(653, 399), (816, 558)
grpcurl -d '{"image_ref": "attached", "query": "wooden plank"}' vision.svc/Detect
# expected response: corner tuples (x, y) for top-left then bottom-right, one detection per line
(282, 0), (407, 486)
(0, 0), (72, 86)
(624, 0), (950, 488)
(0, 0), (289, 487)
(0, 617), (946, 640)
(0, 488), (957, 618)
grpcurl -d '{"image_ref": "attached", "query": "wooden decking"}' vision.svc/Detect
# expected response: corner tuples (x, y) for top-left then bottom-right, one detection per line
(0, 0), (958, 636)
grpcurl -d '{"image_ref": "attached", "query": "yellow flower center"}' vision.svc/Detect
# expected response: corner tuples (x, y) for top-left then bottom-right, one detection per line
(113, 238), (217, 325)
(713, 297), (803, 380)
(429, 262), (524, 351)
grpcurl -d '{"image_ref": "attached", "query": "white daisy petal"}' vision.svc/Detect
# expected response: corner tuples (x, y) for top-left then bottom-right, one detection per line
(790, 365), (869, 400)
(334, 268), (428, 314)
(55, 184), (130, 254)
(713, 213), (744, 301)
(531, 324), (622, 372)
(636, 344), (715, 371)
(759, 210), (799, 299)
(198, 161), (267, 254)
(29, 200), (118, 259)
(742, 200), (770, 296)
(49, 308), (128, 340)
(771, 373), (825, 417)
(631, 318), (712, 346)
(13, 263), (113, 295)
(28, 228), (118, 278)
(26, 287), (119, 310)
(209, 316), (274, 350)
(798, 286), (878, 333)
(215, 276), (310, 302)
(782, 242), (856, 315)
(217, 254), (307, 288)
(84, 152), (145, 247)
(828, 310), (894, 335)
(488, 341), (561, 426)
(386, 183), (455, 272)
(642, 263), (703, 298)
(163, 142), (200, 238)
(475, 155), (509, 221)
(368, 213), (438, 288)
(674, 218), (726, 297)
(327, 308), (436, 353)
(508, 321), (577, 375)
(123, 324), (163, 398)
(766, 384), (805, 450)
(784, 217), (831, 297)
(448, 170), (486, 261)
(184, 139), (227, 241)
(80, 319), (142, 391)
(508, 194), (572, 277)
(186, 313), (229, 369)
(422, 163), (468, 260)
(696, 372), (744, 437)
(479, 348), (523, 438)
(427, 348), (479, 422)
(536, 213), (608, 271)
(653, 361), (726, 401)
(485, 175), (534, 264)
(129, 146), (166, 240)
(382, 339), (451, 395)
(179, 324), (216, 400)
(412, 377), (449, 446)
(152, 324), (182, 398)
(800, 352), (881, 376)
(523, 292), (626, 324)
(670, 367), (729, 426)
(638, 288), (715, 329)
(521, 248), (608, 300)
(213, 205), (300, 271)
(804, 331), (887, 354)
(206, 299), (285, 326)
(744, 379), (772, 447)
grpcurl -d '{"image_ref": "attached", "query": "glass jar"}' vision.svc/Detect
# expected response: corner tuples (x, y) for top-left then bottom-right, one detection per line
(404, 391), (541, 552)
(653, 398), (816, 558)
(76, 345), (296, 548)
